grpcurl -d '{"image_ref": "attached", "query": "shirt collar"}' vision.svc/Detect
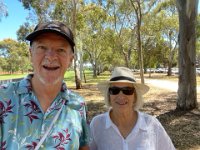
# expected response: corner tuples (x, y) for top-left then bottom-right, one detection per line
(105, 109), (148, 131)
(16, 74), (33, 94)
(16, 74), (69, 100)
(136, 111), (148, 131)
(105, 108), (113, 129)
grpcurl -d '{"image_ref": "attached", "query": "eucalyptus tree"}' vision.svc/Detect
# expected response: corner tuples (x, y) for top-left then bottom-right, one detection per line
(196, 14), (200, 67)
(107, 1), (136, 68)
(152, 0), (179, 76)
(0, 39), (30, 73)
(0, 0), (8, 21)
(17, 22), (33, 42)
(158, 10), (178, 76)
(176, 0), (199, 110)
(142, 10), (167, 70)
(80, 2), (112, 77)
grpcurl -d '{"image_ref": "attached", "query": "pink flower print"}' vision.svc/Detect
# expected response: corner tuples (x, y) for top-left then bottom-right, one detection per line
(0, 99), (14, 124)
(53, 128), (71, 149)
(0, 141), (7, 150)
(24, 100), (41, 123)
(25, 141), (38, 150)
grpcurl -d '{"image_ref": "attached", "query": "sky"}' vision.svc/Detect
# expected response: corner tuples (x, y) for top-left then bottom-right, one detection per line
(0, 0), (29, 40)
(0, 1), (200, 41)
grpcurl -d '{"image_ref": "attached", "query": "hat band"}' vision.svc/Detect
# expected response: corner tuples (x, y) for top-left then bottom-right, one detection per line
(110, 76), (136, 82)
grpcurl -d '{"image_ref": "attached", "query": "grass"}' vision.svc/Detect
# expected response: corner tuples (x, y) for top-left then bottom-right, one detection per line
(1, 71), (200, 86)
(0, 71), (199, 149)
(0, 73), (28, 80)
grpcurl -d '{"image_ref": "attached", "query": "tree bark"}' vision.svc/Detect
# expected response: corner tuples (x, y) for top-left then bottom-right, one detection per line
(72, 0), (82, 89)
(176, 0), (198, 110)
(130, 0), (145, 84)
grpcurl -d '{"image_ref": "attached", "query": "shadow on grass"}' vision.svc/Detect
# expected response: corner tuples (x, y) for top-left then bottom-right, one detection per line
(86, 101), (107, 122)
(142, 92), (200, 150)
(157, 108), (200, 150)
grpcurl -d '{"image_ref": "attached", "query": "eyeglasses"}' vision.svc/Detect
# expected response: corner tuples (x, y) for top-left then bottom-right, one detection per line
(108, 87), (135, 95)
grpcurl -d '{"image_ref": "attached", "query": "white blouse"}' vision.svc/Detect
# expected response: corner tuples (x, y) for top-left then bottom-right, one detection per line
(89, 111), (176, 150)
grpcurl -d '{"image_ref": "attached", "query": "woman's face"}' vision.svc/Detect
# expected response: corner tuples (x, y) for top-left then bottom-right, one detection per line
(109, 82), (136, 113)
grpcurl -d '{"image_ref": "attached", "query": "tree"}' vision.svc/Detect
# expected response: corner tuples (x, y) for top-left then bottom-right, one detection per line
(17, 22), (33, 42)
(0, 0), (8, 21)
(0, 39), (30, 73)
(176, 0), (198, 110)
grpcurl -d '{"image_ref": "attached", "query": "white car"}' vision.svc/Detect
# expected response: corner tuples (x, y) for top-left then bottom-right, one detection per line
(196, 68), (200, 76)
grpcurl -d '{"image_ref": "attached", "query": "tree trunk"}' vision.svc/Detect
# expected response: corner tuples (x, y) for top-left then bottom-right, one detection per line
(176, 0), (198, 110)
(167, 30), (173, 76)
(72, 0), (82, 89)
(135, 1), (144, 84)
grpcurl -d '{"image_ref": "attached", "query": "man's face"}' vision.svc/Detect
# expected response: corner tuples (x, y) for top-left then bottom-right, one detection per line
(30, 32), (74, 85)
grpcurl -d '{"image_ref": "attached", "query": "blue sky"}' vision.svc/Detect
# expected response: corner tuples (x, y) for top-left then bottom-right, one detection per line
(0, 0), (29, 40)
(0, 1), (200, 41)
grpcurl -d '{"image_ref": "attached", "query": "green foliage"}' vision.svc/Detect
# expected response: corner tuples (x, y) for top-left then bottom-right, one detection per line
(17, 22), (33, 42)
(0, 39), (31, 73)
(0, 0), (8, 21)
(15, 0), (196, 73)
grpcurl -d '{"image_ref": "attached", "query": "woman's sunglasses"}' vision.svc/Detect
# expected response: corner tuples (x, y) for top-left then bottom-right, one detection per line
(108, 87), (135, 95)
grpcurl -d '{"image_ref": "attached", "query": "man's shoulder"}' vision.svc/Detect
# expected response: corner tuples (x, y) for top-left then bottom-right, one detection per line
(67, 89), (84, 101)
(65, 89), (87, 110)
(0, 82), (18, 96)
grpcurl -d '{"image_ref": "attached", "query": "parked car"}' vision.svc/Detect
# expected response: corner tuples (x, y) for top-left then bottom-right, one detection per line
(196, 68), (200, 76)
(171, 68), (179, 75)
(155, 68), (168, 73)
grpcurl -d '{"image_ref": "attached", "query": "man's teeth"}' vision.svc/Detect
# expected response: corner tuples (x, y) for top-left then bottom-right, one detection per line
(43, 66), (59, 70)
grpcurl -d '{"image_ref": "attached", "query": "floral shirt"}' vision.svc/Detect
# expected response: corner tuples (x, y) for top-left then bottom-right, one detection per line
(0, 74), (89, 150)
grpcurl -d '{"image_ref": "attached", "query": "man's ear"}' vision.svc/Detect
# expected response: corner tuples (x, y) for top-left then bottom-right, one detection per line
(29, 48), (33, 63)
(70, 54), (74, 62)
(68, 54), (74, 67)
(29, 48), (32, 56)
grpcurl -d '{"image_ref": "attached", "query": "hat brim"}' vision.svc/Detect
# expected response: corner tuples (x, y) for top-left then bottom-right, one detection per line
(97, 80), (149, 95)
(26, 29), (75, 47)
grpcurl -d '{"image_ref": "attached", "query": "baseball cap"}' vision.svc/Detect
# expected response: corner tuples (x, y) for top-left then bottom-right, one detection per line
(26, 21), (75, 51)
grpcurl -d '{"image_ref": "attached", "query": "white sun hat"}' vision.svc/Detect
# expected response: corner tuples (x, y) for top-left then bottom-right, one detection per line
(97, 67), (149, 95)
(97, 67), (149, 110)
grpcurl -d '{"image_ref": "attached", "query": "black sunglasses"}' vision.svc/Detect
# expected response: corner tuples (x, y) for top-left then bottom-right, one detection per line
(108, 87), (135, 95)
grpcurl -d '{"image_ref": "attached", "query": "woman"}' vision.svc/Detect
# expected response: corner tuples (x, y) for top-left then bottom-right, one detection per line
(89, 67), (175, 150)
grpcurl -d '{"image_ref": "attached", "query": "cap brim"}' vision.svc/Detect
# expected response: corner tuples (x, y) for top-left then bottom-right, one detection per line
(97, 80), (149, 95)
(26, 29), (75, 47)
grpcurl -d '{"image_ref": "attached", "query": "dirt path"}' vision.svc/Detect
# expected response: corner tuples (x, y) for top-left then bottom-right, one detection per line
(145, 78), (200, 102)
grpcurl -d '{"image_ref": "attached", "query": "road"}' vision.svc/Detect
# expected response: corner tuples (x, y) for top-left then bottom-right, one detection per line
(144, 78), (200, 102)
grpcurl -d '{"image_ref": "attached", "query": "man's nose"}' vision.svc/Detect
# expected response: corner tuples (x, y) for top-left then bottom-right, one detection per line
(45, 49), (57, 56)
(44, 49), (58, 61)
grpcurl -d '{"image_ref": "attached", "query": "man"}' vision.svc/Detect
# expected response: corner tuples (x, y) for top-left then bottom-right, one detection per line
(0, 21), (89, 150)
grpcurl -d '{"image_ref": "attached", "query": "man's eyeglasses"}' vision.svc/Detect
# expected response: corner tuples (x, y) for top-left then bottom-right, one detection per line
(108, 87), (135, 95)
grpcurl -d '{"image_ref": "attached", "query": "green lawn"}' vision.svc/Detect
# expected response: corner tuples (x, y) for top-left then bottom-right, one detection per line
(0, 71), (199, 86)
(0, 74), (28, 80)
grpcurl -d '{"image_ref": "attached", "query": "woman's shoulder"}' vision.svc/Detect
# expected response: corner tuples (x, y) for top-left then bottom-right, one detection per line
(90, 112), (107, 126)
(138, 111), (162, 127)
